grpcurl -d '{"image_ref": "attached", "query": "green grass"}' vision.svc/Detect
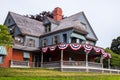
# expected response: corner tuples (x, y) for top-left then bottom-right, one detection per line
(0, 68), (119, 80)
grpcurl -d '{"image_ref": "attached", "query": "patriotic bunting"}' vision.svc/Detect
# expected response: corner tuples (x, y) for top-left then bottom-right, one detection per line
(42, 47), (48, 53)
(41, 43), (112, 58)
(49, 46), (56, 51)
(58, 43), (69, 50)
(70, 44), (82, 50)
(83, 45), (93, 51)
(93, 47), (101, 53)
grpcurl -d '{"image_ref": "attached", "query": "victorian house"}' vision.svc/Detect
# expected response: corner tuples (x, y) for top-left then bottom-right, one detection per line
(0, 7), (117, 73)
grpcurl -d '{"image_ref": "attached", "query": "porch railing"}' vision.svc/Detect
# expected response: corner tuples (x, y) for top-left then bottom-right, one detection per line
(63, 61), (86, 67)
(63, 61), (103, 68)
(88, 62), (103, 68)
(10, 60), (29, 68)
(43, 61), (60, 68)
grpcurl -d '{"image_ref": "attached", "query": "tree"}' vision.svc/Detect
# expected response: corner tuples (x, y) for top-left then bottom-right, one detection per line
(110, 36), (120, 54)
(0, 25), (14, 46)
(105, 48), (120, 69)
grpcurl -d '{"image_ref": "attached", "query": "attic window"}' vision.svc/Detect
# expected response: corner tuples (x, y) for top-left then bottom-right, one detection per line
(45, 24), (51, 32)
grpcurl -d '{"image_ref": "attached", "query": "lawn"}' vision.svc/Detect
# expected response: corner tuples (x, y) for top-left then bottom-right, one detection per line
(0, 68), (119, 80)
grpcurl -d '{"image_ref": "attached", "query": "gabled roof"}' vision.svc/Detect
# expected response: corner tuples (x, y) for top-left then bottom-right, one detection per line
(9, 12), (45, 37)
(7, 11), (98, 41)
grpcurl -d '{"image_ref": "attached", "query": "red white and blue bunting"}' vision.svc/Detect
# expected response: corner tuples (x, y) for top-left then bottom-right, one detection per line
(58, 43), (69, 50)
(93, 47), (101, 53)
(41, 43), (112, 58)
(83, 45), (93, 53)
(42, 47), (48, 53)
(70, 44), (82, 50)
(49, 46), (56, 51)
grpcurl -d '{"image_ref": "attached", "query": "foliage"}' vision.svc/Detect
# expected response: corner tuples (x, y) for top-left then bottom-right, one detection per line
(105, 48), (120, 68)
(0, 68), (119, 80)
(110, 36), (120, 54)
(26, 11), (66, 22)
(0, 25), (14, 46)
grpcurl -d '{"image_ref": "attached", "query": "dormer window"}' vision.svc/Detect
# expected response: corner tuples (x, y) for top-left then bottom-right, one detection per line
(27, 38), (35, 47)
(45, 24), (51, 32)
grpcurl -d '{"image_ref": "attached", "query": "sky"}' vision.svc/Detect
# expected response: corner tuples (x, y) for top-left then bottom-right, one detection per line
(0, 0), (120, 48)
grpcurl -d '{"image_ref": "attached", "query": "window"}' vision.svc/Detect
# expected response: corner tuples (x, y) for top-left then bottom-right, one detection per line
(63, 34), (67, 43)
(23, 52), (30, 61)
(27, 38), (35, 47)
(71, 37), (77, 43)
(42, 39), (48, 47)
(45, 24), (51, 32)
(15, 36), (23, 45)
(0, 56), (4, 64)
(53, 36), (59, 44)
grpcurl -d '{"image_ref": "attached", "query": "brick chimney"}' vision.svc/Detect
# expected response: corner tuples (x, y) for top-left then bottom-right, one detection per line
(53, 7), (62, 21)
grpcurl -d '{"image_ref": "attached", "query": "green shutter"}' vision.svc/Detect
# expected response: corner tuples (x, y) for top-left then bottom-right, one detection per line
(24, 52), (30, 58)
(71, 33), (86, 40)
(0, 46), (7, 55)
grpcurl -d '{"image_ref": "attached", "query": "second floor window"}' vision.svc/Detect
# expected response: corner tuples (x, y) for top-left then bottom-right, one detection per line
(27, 38), (35, 47)
(63, 34), (67, 43)
(71, 37), (77, 43)
(53, 36), (59, 44)
(42, 39), (48, 47)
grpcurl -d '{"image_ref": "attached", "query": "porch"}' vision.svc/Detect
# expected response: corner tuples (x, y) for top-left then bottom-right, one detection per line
(10, 60), (120, 74)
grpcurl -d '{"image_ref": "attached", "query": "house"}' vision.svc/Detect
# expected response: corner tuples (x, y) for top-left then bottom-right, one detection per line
(2, 7), (118, 73)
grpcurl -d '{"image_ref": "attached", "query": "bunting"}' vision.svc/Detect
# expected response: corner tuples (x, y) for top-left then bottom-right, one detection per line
(49, 46), (56, 51)
(93, 47), (101, 53)
(41, 43), (111, 58)
(70, 43), (82, 50)
(42, 47), (48, 53)
(83, 45), (93, 51)
(58, 43), (69, 50)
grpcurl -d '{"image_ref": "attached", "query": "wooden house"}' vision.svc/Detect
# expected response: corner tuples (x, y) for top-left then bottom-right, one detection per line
(2, 7), (118, 73)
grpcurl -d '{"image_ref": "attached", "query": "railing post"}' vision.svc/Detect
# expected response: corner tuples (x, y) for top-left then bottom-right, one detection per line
(100, 55), (104, 73)
(86, 52), (89, 72)
(61, 50), (63, 71)
(28, 61), (30, 67)
(41, 52), (43, 68)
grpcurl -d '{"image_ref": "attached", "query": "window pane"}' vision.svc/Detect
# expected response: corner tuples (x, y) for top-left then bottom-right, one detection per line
(0, 56), (3, 64)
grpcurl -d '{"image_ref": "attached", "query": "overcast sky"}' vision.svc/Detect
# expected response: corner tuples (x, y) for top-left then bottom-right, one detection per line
(0, 0), (120, 48)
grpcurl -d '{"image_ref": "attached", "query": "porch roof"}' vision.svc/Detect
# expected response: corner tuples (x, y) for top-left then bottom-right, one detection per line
(41, 43), (112, 59)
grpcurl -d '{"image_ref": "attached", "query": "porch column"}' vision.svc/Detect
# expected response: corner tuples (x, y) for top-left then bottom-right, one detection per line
(108, 58), (110, 69)
(100, 55), (103, 68)
(100, 55), (104, 73)
(61, 50), (63, 71)
(41, 52), (43, 68)
(86, 52), (88, 72)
